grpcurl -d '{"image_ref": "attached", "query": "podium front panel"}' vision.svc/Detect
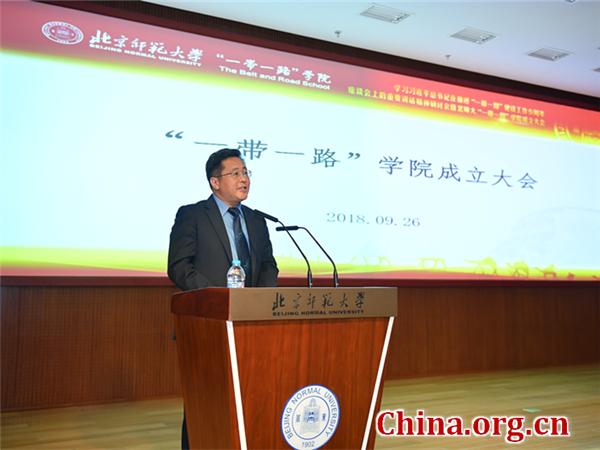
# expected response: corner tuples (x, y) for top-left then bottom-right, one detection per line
(172, 287), (396, 449)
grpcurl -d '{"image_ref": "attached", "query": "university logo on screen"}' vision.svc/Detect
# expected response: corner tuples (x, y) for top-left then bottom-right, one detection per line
(42, 21), (83, 45)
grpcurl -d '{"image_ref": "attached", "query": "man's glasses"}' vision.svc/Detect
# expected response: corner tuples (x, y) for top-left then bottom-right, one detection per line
(215, 169), (252, 179)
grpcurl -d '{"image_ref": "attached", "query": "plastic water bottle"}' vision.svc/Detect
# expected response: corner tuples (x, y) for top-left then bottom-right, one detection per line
(226, 259), (246, 288)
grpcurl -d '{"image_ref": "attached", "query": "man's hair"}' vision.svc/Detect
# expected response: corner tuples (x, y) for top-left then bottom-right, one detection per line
(205, 148), (242, 181)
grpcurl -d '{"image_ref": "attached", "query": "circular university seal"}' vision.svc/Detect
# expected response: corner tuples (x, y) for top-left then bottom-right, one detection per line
(41, 21), (83, 45)
(281, 385), (340, 449)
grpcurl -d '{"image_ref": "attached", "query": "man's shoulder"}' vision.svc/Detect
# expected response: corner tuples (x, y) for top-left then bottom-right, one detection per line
(178, 197), (214, 211)
(175, 197), (216, 219)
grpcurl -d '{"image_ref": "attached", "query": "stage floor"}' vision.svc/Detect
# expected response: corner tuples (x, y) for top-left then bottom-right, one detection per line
(2, 365), (599, 449)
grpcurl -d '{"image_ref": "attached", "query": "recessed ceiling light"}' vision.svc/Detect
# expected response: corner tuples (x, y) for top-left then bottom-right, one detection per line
(528, 47), (571, 61)
(360, 3), (411, 24)
(451, 27), (497, 45)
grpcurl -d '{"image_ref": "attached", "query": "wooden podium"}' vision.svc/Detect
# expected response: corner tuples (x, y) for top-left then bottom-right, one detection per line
(172, 287), (397, 449)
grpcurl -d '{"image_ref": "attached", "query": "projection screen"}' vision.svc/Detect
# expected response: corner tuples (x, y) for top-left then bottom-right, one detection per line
(1, 1), (599, 280)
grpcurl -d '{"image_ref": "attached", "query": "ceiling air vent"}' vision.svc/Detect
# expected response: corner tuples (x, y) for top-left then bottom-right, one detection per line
(450, 27), (496, 44)
(360, 4), (411, 24)
(528, 47), (571, 61)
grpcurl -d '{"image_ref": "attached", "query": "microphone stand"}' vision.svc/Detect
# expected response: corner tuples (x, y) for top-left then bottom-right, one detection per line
(275, 225), (339, 288)
(297, 226), (339, 288)
(254, 210), (312, 288)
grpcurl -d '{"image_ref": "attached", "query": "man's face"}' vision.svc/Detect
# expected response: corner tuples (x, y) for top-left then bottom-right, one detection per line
(210, 157), (250, 207)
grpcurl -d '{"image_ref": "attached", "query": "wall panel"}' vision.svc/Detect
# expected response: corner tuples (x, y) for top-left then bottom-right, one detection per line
(1, 285), (180, 410)
(1, 282), (598, 410)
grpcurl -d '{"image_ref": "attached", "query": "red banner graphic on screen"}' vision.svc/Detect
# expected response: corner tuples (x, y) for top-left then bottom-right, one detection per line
(2, 1), (599, 144)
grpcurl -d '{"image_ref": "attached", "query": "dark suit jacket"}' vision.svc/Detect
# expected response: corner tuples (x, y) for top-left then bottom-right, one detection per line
(167, 196), (278, 290)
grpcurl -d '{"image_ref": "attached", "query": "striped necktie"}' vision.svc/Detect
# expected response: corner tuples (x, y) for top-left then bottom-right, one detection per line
(228, 207), (252, 285)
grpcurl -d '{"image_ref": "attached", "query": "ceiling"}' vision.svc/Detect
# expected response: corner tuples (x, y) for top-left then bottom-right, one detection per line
(147, 1), (600, 99)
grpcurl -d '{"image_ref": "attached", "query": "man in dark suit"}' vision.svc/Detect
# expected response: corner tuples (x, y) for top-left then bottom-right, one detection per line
(167, 148), (278, 449)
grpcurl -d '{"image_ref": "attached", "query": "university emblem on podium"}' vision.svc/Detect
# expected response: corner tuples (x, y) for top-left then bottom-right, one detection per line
(281, 384), (339, 449)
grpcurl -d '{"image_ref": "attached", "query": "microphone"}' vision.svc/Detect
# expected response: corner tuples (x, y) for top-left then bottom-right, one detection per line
(254, 209), (313, 288)
(276, 225), (339, 288)
(253, 209), (279, 223)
